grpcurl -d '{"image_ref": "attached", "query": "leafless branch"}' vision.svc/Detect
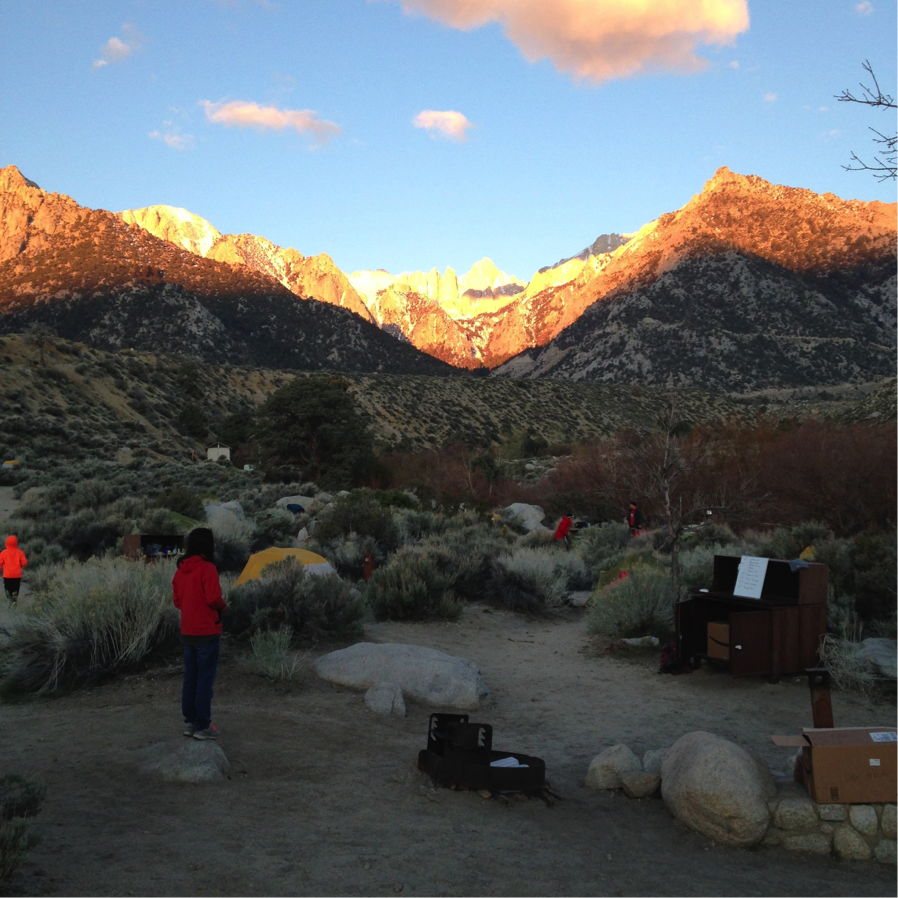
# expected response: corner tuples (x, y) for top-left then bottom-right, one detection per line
(836, 60), (897, 181)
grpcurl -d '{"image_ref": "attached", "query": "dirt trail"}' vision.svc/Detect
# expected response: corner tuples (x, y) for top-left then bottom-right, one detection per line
(0, 605), (894, 897)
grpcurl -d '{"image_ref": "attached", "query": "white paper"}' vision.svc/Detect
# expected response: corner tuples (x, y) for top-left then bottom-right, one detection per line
(733, 556), (769, 599)
(870, 731), (897, 743)
(490, 756), (529, 768)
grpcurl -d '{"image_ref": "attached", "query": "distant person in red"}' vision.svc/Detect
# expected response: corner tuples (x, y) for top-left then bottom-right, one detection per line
(554, 512), (573, 549)
(628, 501), (644, 536)
(0, 534), (27, 603)
(173, 528), (227, 740)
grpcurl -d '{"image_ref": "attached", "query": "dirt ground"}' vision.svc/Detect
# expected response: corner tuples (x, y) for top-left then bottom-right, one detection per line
(0, 597), (895, 898)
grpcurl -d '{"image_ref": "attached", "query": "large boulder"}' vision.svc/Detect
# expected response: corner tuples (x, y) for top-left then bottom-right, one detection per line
(504, 503), (549, 532)
(364, 682), (406, 716)
(314, 643), (489, 709)
(138, 739), (230, 783)
(661, 732), (773, 848)
(857, 638), (897, 679)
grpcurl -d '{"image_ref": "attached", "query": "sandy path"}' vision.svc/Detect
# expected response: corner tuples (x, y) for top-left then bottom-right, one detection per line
(0, 605), (893, 896)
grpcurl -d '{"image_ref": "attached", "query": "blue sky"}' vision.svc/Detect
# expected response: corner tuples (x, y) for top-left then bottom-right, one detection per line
(2, 1), (895, 279)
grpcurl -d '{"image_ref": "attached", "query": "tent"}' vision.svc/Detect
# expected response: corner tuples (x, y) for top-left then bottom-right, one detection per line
(234, 548), (335, 586)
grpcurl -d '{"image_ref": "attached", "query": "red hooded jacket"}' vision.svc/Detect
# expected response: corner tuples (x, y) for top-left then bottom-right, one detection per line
(172, 556), (226, 636)
(0, 536), (27, 578)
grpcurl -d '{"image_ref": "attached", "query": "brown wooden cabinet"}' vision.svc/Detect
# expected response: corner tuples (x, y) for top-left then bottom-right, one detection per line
(676, 555), (828, 677)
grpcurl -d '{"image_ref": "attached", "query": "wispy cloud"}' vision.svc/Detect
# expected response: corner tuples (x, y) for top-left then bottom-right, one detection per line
(390, 0), (750, 83)
(728, 60), (740, 69)
(764, 92), (778, 102)
(150, 125), (195, 151)
(413, 109), (472, 142)
(92, 23), (143, 71)
(855, 2), (874, 16)
(201, 99), (341, 145)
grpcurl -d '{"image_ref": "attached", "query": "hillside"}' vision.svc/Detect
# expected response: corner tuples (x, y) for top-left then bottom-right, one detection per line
(0, 166), (452, 375)
(1, 335), (891, 474)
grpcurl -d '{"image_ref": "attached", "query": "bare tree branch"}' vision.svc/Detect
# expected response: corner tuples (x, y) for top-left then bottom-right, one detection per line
(836, 60), (897, 181)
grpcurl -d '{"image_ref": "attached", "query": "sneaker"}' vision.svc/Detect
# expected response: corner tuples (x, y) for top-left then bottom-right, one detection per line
(183, 723), (195, 737)
(193, 725), (220, 740)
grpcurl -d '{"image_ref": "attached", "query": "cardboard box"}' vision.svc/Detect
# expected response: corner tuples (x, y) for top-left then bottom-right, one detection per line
(707, 621), (730, 660)
(771, 727), (897, 804)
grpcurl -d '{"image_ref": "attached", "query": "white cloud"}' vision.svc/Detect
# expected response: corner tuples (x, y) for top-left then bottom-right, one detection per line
(764, 92), (777, 102)
(201, 99), (341, 145)
(150, 129), (194, 151)
(855, 2), (874, 16)
(92, 24), (143, 71)
(728, 60), (740, 69)
(390, 0), (750, 83)
(413, 109), (472, 141)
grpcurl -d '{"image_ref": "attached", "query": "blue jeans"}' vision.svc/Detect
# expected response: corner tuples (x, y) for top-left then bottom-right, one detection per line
(182, 637), (220, 730)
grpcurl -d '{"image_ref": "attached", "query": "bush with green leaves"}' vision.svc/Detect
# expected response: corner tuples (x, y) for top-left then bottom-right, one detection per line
(574, 523), (631, 581)
(485, 548), (569, 615)
(587, 566), (674, 638)
(0, 557), (180, 695)
(250, 509), (296, 553)
(366, 549), (461, 621)
(227, 559), (364, 642)
(312, 493), (400, 552)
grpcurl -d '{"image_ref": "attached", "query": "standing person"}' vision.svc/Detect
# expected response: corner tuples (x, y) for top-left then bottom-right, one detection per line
(627, 501), (644, 536)
(0, 535), (27, 603)
(173, 528), (227, 740)
(554, 512), (573, 550)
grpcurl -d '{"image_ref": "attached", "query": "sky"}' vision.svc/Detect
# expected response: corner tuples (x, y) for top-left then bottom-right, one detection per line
(2, 1), (896, 280)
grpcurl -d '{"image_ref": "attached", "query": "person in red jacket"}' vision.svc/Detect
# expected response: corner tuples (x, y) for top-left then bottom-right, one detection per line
(0, 534), (27, 603)
(173, 528), (227, 740)
(554, 513), (573, 550)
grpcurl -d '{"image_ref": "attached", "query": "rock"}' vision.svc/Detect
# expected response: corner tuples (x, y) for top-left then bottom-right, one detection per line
(661, 732), (771, 848)
(857, 638), (897, 679)
(817, 803), (848, 822)
(772, 789), (819, 831)
(364, 682), (406, 716)
(849, 805), (879, 836)
(477, 789), (492, 799)
(761, 828), (781, 848)
(781, 831), (832, 855)
(874, 840), (897, 864)
(585, 744), (642, 790)
(138, 739), (230, 783)
(314, 643), (489, 710)
(832, 824), (873, 860)
(881, 804), (896, 839)
(643, 749), (667, 777)
(296, 527), (310, 544)
(620, 772), (661, 799)
(569, 591), (591, 608)
(504, 503), (549, 532)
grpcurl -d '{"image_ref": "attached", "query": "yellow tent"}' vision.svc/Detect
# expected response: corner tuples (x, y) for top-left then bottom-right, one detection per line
(234, 547), (333, 586)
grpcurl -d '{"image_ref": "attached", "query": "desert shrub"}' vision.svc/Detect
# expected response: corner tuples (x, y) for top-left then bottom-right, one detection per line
(395, 509), (450, 543)
(757, 523), (830, 561)
(250, 510), (296, 552)
(227, 559), (364, 642)
(518, 528), (554, 547)
(587, 567), (674, 638)
(849, 531), (897, 628)
(208, 513), (253, 573)
(0, 775), (45, 821)
(69, 479), (118, 510)
(680, 523), (738, 550)
(155, 487), (204, 521)
(575, 523), (632, 574)
(249, 627), (301, 681)
(0, 817), (42, 883)
(326, 535), (381, 580)
(0, 558), (180, 695)
(367, 549), (461, 621)
(678, 546), (717, 590)
(819, 635), (877, 694)
(313, 494), (400, 551)
(485, 549), (568, 615)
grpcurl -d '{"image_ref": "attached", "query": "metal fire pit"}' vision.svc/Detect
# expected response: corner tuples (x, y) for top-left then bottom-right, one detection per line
(417, 713), (546, 792)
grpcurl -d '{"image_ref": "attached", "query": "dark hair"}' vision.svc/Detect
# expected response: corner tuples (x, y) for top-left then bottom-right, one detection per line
(629, 500), (638, 507)
(179, 527), (215, 567)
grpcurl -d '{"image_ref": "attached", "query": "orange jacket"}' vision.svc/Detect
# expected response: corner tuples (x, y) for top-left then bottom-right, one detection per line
(0, 535), (27, 578)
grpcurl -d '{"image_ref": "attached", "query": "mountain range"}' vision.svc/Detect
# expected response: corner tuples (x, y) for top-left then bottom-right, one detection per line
(0, 163), (894, 391)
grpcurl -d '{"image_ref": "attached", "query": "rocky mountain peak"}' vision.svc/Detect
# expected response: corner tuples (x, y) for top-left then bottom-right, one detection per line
(0, 164), (40, 193)
(118, 205), (222, 257)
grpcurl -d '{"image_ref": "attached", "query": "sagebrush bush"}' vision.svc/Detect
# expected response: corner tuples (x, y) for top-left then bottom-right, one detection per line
(0, 775), (45, 821)
(227, 559), (364, 642)
(587, 567), (674, 638)
(819, 635), (878, 694)
(0, 558), (180, 695)
(249, 626), (302, 681)
(0, 818), (41, 883)
(366, 549), (461, 621)
(250, 509), (296, 552)
(485, 548), (569, 615)
(313, 495), (400, 551)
